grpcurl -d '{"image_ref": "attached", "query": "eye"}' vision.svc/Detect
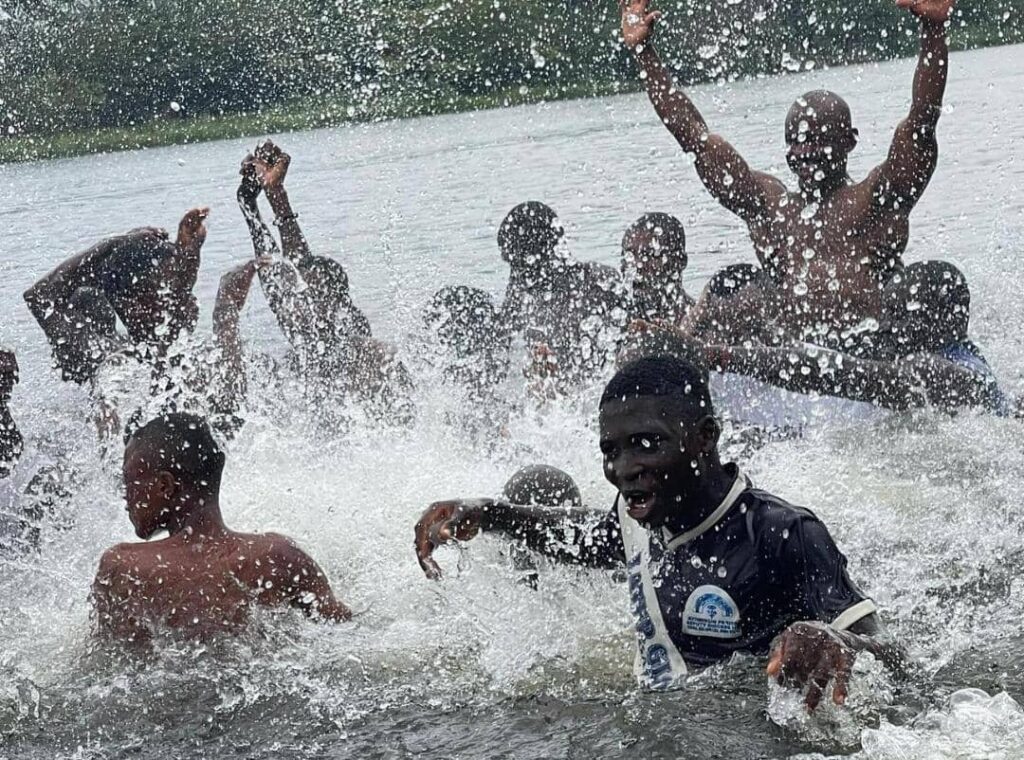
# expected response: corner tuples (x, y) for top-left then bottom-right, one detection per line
(634, 435), (662, 450)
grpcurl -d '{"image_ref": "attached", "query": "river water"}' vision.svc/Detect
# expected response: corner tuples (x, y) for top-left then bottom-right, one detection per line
(1, 43), (1023, 759)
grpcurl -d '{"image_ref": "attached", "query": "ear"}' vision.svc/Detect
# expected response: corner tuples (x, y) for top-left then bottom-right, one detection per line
(155, 470), (178, 500)
(697, 414), (721, 453)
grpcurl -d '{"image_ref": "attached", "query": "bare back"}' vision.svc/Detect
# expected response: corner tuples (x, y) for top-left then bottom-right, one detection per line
(93, 530), (348, 642)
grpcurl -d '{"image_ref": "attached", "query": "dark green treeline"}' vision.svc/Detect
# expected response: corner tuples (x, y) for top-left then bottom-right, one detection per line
(1, 0), (1020, 137)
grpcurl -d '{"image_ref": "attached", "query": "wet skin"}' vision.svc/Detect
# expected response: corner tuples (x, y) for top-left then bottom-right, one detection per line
(92, 437), (350, 643)
(622, 0), (953, 345)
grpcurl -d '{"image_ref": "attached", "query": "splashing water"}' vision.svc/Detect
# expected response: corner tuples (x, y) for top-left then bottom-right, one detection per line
(0, 46), (1022, 758)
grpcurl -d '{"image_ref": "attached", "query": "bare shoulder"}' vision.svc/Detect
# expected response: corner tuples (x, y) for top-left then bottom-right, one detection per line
(96, 542), (143, 574)
(231, 531), (320, 571)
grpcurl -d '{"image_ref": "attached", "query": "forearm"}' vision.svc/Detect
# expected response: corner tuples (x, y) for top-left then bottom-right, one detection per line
(265, 187), (313, 266)
(634, 45), (709, 153)
(708, 345), (917, 409)
(211, 311), (247, 414)
(480, 500), (621, 569)
(909, 20), (948, 128)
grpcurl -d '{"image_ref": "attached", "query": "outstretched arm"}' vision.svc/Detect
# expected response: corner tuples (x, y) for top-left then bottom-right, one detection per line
(237, 165), (316, 349)
(622, 0), (785, 221)
(871, 0), (953, 211)
(414, 498), (624, 579)
(253, 141), (314, 269)
(706, 342), (995, 414)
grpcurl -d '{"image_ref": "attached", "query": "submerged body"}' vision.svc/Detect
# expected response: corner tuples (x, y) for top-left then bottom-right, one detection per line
(92, 413), (350, 644)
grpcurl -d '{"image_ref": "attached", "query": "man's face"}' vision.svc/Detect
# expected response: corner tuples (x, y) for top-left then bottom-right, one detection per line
(599, 395), (713, 528)
(622, 231), (685, 311)
(122, 440), (176, 539)
(785, 100), (855, 194)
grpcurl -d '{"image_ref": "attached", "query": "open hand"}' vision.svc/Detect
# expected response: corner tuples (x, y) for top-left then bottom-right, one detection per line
(896, 0), (954, 24)
(414, 500), (485, 580)
(767, 621), (857, 711)
(620, 0), (662, 50)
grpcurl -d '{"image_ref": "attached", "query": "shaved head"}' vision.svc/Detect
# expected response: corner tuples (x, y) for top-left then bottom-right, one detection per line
(785, 90), (856, 146)
(785, 90), (858, 193)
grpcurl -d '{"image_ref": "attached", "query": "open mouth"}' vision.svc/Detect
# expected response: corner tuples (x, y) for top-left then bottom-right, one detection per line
(623, 489), (657, 522)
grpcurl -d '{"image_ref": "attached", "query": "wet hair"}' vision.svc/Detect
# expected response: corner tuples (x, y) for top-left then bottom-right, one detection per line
(623, 213), (687, 258)
(301, 256), (350, 304)
(705, 264), (766, 299)
(502, 465), (582, 508)
(69, 287), (117, 336)
(497, 202), (563, 263)
(884, 260), (970, 343)
(427, 285), (502, 348)
(127, 413), (226, 490)
(98, 236), (179, 304)
(601, 355), (714, 416)
(785, 90), (856, 146)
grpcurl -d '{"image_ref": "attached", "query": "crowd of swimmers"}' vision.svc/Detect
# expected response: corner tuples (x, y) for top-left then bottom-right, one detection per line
(1, 0), (1020, 711)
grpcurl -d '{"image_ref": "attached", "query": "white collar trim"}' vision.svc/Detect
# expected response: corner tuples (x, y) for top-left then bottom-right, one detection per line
(662, 470), (749, 550)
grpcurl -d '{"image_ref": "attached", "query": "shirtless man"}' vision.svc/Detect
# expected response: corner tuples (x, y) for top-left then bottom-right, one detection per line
(92, 412), (351, 644)
(621, 0), (955, 348)
(498, 201), (623, 385)
(238, 142), (413, 423)
(24, 208), (209, 368)
(621, 212), (694, 324)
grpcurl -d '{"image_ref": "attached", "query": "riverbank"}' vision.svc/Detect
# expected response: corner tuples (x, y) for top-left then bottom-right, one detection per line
(2, 36), (1019, 166)
(0, 79), (632, 165)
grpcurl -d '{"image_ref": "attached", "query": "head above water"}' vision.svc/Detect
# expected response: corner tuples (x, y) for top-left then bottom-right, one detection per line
(301, 255), (353, 322)
(882, 260), (970, 353)
(785, 90), (858, 194)
(99, 236), (199, 350)
(122, 413), (226, 539)
(502, 465), (583, 508)
(497, 201), (564, 271)
(426, 285), (503, 354)
(599, 355), (721, 528)
(622, 213), (688, 314)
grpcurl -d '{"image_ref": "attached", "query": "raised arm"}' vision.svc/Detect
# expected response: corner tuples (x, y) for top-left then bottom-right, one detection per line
(622, 0), (785, 221)
(210, 261), (258, 420)
(414, 498), (624, 579)
(870, 0), (953, 211)
(237, 162), (316, 349)
(253, 141), (314, 269)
